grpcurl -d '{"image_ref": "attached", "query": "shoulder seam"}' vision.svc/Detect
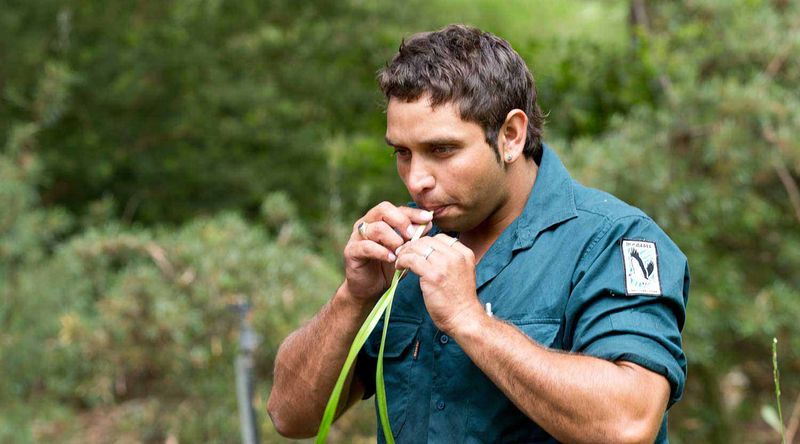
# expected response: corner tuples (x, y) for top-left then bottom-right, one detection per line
(578, 216), (612, 267)
(575, 205), (650, 220)
(576, 214), (655, 267)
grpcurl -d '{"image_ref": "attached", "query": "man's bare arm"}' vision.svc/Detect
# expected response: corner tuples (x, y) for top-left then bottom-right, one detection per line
(452, 312), (670, 444)
(267, 204), (433, 438)
(267, 282), (372, 438)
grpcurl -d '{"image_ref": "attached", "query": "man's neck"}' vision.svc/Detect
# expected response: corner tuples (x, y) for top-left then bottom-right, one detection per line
(460, 158), (539, 263)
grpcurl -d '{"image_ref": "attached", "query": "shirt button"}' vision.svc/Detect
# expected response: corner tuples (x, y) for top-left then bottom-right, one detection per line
(439, 334), (449, 344)
(436, 400), (445, 410)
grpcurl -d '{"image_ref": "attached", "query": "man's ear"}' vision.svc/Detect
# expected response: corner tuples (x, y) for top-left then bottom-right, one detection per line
(499, 109), (528, 163)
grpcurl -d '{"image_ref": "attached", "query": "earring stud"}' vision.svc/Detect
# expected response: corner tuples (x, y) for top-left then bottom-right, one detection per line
(506, 154), (512, 162)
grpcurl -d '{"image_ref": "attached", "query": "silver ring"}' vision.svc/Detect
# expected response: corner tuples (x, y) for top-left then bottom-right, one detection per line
(447, 237), (459, 247)
(357, 221), (369, 240)
(422, 246), (435, 260)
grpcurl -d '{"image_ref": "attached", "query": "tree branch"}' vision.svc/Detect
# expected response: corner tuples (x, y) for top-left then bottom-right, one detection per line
(773, 161), (800, 225)
(762, 125), (800, 225)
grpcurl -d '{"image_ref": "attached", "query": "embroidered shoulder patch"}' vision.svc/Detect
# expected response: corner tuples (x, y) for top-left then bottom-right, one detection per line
(621, 239), (661, 296)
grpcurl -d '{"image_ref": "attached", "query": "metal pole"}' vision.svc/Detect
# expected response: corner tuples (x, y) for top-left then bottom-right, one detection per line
(233, 301), (260, 444)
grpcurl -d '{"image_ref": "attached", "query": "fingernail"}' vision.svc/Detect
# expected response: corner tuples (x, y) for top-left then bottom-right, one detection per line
(395, 246), (402, 256)
(406, 225), (415, 237)
(420, 210), (434, 220)
(388, 253), (397, 262)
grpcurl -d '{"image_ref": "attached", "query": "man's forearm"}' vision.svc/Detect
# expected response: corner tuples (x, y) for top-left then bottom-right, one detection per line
(451, 311), (669, 444)
(267, 282), (373, 437)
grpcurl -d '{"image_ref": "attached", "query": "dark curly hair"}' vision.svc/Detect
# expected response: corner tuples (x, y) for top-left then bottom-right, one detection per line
(378, 24), (545, 162)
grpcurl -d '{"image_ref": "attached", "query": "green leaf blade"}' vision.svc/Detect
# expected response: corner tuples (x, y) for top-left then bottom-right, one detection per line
(315, 270), (402, 443)
(376, 274), (400, 444)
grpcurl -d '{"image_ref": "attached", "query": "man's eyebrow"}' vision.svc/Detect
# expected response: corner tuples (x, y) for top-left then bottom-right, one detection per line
(384, 136), (399, 147)
(384, 136), (462, 147)
(419, 137), (462, 147)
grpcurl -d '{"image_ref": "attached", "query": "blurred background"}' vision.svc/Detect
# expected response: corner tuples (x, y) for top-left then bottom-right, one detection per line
(1, 0), (799, 442)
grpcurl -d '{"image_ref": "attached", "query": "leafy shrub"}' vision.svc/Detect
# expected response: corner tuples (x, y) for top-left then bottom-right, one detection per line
(0, 179), (358, 441)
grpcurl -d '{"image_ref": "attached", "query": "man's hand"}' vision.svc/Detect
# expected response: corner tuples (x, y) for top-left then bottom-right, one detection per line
(394, 233), (483, 333)
(344, 202), (433, 304)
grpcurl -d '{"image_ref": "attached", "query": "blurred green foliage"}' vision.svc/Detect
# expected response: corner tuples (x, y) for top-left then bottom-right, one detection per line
(1, 0), (433, 226)
(1, 150), (345, 442)
(1, 0), (799, 443)
(563, 2), (800, 441)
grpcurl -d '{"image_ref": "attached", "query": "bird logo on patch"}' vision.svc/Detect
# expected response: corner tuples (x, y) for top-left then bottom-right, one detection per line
(621, 239), (661, 296)
(629, 248), (655, 280)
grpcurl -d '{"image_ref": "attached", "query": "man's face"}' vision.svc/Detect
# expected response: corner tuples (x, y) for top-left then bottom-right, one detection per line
(385, 96), (509, 233)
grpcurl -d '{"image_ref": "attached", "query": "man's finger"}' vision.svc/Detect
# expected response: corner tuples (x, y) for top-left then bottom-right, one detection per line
(348, 239), (397, 263)
(397, 237), (459, 263)
(433, 234), (474, 260)
(363, 202), (433, 240)
(394, 248), (431, 276)
(433, 233), (459, 247)
(363, 202), (412, 240)
(358, 220), (405, 252)
(397, 206), (435, 228)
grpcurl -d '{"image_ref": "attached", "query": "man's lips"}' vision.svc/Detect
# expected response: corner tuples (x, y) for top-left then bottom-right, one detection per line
(422, 204), (451, 216)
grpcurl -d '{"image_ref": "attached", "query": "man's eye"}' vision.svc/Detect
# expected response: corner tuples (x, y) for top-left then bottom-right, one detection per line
(393, 148), (410, 158)
(433, 146), (455, 154)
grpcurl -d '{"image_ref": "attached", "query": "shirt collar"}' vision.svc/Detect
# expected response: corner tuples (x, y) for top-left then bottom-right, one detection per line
(423, 144), (577, 249)
(512, 144), (578, 251)
(472, 144), (578, 289)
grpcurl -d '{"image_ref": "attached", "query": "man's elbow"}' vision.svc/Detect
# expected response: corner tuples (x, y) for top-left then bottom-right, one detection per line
(266, 396), (318, 439)
(613, 414), (662, 444)
(610, 362), (670, 443)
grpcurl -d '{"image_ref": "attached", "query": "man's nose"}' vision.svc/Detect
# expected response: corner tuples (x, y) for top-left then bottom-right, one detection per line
(406, 157), (435, 195)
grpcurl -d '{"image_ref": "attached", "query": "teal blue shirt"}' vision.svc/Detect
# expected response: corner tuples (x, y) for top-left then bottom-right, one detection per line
(356, 145), (689, 443)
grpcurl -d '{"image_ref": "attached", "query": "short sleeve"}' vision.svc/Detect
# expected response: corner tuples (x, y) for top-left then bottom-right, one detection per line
(566, 216), (690, 407)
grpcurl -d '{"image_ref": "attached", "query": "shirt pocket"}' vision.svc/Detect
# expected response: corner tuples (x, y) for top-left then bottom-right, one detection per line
(465, 318), (562, 443)
(363, 317), (421, 437)
(510, 317), (561, 349)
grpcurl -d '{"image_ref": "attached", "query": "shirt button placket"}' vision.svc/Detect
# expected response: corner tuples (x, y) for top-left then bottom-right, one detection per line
(431, 333), (447, 440)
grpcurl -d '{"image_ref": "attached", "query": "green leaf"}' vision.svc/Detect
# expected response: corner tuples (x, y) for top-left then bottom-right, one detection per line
(376, 278), (397, 444)
(316, 224), (423, 443)
(760, 405), (782, 433)
(314, 273), (400, 443)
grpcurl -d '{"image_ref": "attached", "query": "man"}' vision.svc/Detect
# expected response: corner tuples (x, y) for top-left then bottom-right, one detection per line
(268, 24), (688, 443)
